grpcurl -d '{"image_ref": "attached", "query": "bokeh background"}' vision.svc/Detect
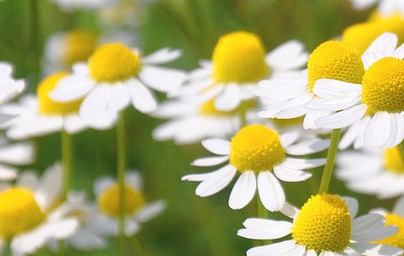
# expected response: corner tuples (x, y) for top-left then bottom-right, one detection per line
(0, 0), (389, 255)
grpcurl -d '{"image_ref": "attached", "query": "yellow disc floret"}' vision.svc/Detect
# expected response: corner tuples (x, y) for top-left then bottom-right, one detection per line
(212, 31), (269, 84)
(98, 183), (145, 218)
(0, 187), (45, 239)
(384, 146), (404, 173)
(343, 14), (404, 55)
(362, 57), (404, 114)
(37, 72), (83, 115)
(199, 98), (257, 116)
(292, 194), (351, 253)
(230, 124), (285, 172)
(63, 30), (98, 66)
(89, 43), (141, 83)
(376, 213), (404, 249)
(307, 41), (364, 91)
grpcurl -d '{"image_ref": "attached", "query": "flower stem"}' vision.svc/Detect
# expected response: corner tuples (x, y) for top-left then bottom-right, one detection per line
(61, 130), (72, 201)
(4, 241), (11, 256)
(399, 141), (404, 162)
(129, 235), (149, 256)
(30, 0), (40, 85)
(239, 104), (247, 128)
(117, 111), (127, 255)
(318, 129), (341, 194)
(256, 195), (270, 245)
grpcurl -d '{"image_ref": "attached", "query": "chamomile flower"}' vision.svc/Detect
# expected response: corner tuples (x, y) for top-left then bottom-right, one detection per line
(171, 31), (308, 112)
(151, 98), (258, 144)
(43, 30), (98, 74)
(0, 63), (25, 119)
(0, 73), (116, 140)
(309, 32), (404, 148)
(343, 13), (404, 54)
(238, 194), (402, 256)
(255, 39), (365, 130)
(0, 138), (34, 181)
(0, 164), (79, 255)
(50, 0), (118, 12)
(49, 43), (186, 118)
(350, 0), (404, 16)
(94, 171), (166, 236)
(182, 124), (328, 211)
(337, 147), (404, 198)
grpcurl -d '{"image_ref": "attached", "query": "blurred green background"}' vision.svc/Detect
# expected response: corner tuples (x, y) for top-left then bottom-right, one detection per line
(0, 0), (391, 255)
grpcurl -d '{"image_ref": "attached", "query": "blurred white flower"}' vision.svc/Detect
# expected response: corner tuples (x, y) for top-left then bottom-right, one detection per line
(0, 137), (34, 181)
(50, 0), (118, 12)
(350, 0), (404, 16)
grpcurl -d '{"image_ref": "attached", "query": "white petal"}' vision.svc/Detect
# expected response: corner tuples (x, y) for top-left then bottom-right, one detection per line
(362, 32), (397, 63)
(352, 214), (398, 242)
(228, 171), (256, 210)
(286, 139), (330, 155)
(255, 77), (307, 100)
(303, 111), (332, 130)
(343, 196), (359, 219)
(364, 112), (392, 148)
(315, 104), (367, 129)
(280, 131), (300, 147)
(305, 250), (317, 256)
(257, 171), (285, 212)
(201, 139), (230, 155)
(274, 165), (312, 182)
(139, 66), (186, 93)
(393, 195), (404, 216)
(306, 98), (360, 112)
(280, 202), (300, 219)
(135, 200), (166, 222)
(128, 80), (158, 113)
(0, 164), (17, 180)
(266, 40), (308, 71)
(263, 107), (308, 119)
(106, 82), (130, 112)
(350, 243), (403, 256)
(238, 218), (292, 240)
(313, 79), (362, 100)
(246, 240), (297, 256)
(79, 86), (110, 119)
(50, 74), (94, 102)
(214, 85), (241, 111)
(141, 48), (182, 64)
(93, 177), (114, 198)
(35, 163), (63, 210)
(338, 117), (370, 150)
(191, 156), (229, 167)
(282, 157), (326, 169)
(16, 171), (38, 190)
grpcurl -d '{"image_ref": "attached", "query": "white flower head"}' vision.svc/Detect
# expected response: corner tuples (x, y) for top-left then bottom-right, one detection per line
(0, 163), (79, 255)
(308, 32), (404, 149)
(1, 73), (116, 140)
(182, 124), (328, 211)
(350, 0), (404, 17)
(50, 43), (186, 119)
(94, 171), (166, 236)
(238, 194), (402, 256)
(171, 31), (308, 112)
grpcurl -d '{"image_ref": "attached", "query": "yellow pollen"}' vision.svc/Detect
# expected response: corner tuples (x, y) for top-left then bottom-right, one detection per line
(343, 14), (404, 55)
(383, 146), (404, 174)
(0, 187), (45, 239)
(63, 30), (98, 66)
(212, 31), (269, 84)
(199, 98), (257, 116)
(307, 41), (364, 92)
(229, 124), (285, 172)
(88, 43), (141, 83)
(362, 57), (404, 114)
(376, 213), (404, 249)
(292, 194), (351, 253)
(98, 183), (145, 218)
(37, 72), (83, 115)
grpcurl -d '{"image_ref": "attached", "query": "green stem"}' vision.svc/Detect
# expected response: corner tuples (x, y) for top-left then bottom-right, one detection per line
(57, 240), (65, 256)
(4, 241), (11, 256)
(30, 0), (40, 85)
(129, 235), (148, 256)
(61, 130), (72, 201)
(117, 111), (127, 255)
(318, 129), (341, 194)
(256, 196), (270, 245)
(239, 104), (247, 128)
(399, 141), (404, 161)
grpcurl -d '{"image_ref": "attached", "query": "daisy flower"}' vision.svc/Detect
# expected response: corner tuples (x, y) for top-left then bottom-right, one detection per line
(255, 39), (365, 130)
(238, 194), (402, 256)
(93, 171), (166, 236)
(343, 13), (404, 55)
(151, 97), (258, 144)
(350, 0), (404, 16)
(49, 43), (186, 118)
(0, 138), (34, 180)
(0, 72), (116, 140)
(182, 124), (328, 211)
(171, 31), (308, 112)
(371, 195), (404, 251)
(0, 62), (25, 120)
(50, 0), (118, 12)
(337, 146), (404, 198)
(309, 32), (404, 148)
(0, 163), (79, 255)
(43, 30), (98, 74)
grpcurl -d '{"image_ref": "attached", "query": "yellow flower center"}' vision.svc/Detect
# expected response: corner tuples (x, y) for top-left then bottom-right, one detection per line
(98, 183), (145, 218)
(0, 187), (45, 239)
(212, 31), (269, 84)
(377, 213), (404, 249)
(37, 72), (83, 115)
(362, 57), (404, 114)
(63, 30), (98, 66)
(383, 146), (404, 173)
(199, 98), (257, 116)
(229, 124), (285, 172)
(88, 43), (141, 83)
(307, 41), (364, 91)
(343, 14), (404, 55)
(292, 194), (351, 253)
